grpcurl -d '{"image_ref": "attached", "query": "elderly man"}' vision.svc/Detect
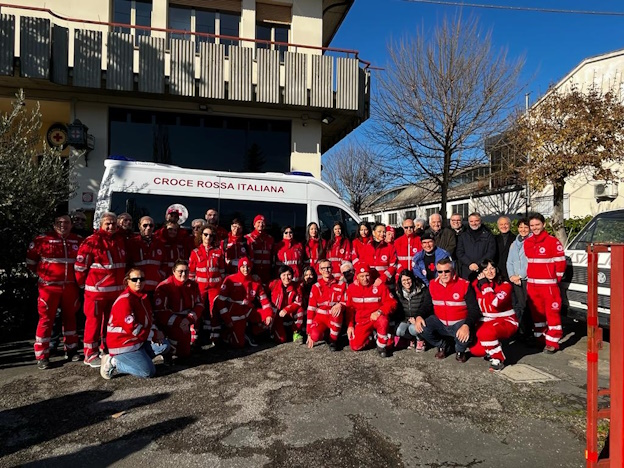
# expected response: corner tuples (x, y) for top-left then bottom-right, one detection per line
(395, 218), (422, 277)
(346, 263), (396, 358)
(456, 212), (496, 281)
(339, 261), (355, 285)
(450, 214), (465, 237)
(413, 258), (481, 362)
(127, 216), (167, 294)
(70, 209), (91, 237)
(424, 213), (456, 256)
(27, 214), (83, 369)
(494, 216), (514, 280)
(190, 218), (205, 243)
(116, 212), (134, 244)
(412, 233), (452, 286)
(75, 212), (127, 367)
(205, 208), (228, 241)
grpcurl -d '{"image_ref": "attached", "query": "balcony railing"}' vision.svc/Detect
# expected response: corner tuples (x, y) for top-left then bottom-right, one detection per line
(0, 4), (370, 115)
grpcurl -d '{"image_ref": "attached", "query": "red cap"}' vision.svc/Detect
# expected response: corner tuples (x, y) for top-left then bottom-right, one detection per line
(167, 208), (181, 216)
(239, 257), (251, 269)
(356, 263), (371, 275)
(253, 215), (265, 225)
(386, 226), (395, 233)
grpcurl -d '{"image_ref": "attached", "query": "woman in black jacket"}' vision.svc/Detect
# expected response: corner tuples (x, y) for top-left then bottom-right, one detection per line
(394, 269), (427, 351)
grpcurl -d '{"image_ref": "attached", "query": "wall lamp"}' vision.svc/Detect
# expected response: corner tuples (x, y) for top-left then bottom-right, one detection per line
(321, 114), (335, 125)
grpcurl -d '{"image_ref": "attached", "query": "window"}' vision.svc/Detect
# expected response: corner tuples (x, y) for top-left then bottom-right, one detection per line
(113, 0), (152, 45)
(374, 215), (382, 224)
(404, 210), (417, 221)
(317, 205), (358, 240)
(167, 6), (239, 50)
(569, 215), (624, 251)
(388, 213), (398, 226)
(452, 203), (469, 219)
(256, 22), (289, 61)
(425, 207), (439, 219)
(111, 192), (307, 240)
(109, 108), (291, 173)
(361, 216), (368, 222)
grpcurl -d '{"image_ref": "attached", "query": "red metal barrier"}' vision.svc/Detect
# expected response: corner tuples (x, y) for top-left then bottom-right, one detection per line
(586, 243), (624, 467)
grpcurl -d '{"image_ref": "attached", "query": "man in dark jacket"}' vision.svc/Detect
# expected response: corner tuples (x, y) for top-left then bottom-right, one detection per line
(494, 216), (514, 280)
(424, 213), (456, 256)
(456, 212), (496, 281)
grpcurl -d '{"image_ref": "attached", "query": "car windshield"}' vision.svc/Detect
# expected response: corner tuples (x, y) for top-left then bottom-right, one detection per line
(568, 215), (624, 250)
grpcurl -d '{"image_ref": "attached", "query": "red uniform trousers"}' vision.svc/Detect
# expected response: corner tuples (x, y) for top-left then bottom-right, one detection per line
(83, 291), (117, 359)
(201, 287), (222, 340)
(272, 313), (303, 344)
(527, 283), (563, 349)
(349, 315), (390, 351)
(35, 284), (81, 360)
(469, 319), (518, 362)
(308, 311), (343, 343)
(222, 308), (264, 349)
(164, 314), (193, 358)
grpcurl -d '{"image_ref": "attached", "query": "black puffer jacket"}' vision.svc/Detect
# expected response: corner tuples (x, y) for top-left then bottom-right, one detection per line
(394, 283), (428, 322)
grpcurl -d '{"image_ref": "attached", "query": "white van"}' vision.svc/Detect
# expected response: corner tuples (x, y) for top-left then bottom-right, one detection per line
(94, 159), (360, 241)
(562, 208), (624, 328)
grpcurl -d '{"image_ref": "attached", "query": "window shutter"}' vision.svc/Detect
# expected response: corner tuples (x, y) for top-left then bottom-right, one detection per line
(256, 2), (291, 24)
(169, 0), (242, 13)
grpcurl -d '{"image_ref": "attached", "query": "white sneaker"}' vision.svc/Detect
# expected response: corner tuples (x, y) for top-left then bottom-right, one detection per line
(100, 354), (115, 380)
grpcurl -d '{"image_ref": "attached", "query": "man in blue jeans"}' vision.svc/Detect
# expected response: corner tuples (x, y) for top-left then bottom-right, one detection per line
(413, 258), (481, 362)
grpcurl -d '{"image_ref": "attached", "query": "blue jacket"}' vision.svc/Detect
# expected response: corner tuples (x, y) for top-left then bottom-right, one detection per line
(506, 234), (528, 280)
(412, 247), (453, 286)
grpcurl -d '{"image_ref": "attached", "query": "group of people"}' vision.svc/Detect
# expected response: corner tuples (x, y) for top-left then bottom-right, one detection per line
(26, 207), (566, 379)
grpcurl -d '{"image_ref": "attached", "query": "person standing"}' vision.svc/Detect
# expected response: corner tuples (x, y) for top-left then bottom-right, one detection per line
(456, 212), (496, 281)
(506, 218), (532, 340)
(523, 213), (566, 354)
(412, 233), (452, 286)
(274, 225), (304, 283)
(27, 214), (83, 368)
(116, 212), (134, 247)
(424, 213), (456, 256)
(127, 216), (167, 296)
(304, 222), (326, 272)
(353, 223), (398, 290)
(222, 218), (253, 275)
(494, 216), (515, 280)
(75, 212), (127, 367)
(204, 208), (228, 242)
(351, 221), (372, 261)
(394, 218), (422, 279)
(246, 215), (274, 285)
(327, 222), (352, 281)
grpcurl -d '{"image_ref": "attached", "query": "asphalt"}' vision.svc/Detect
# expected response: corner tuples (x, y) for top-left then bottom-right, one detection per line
(0, 318), (610, 468)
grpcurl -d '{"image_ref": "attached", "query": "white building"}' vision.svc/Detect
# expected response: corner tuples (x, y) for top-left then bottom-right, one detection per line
(0, 0), (369, 221)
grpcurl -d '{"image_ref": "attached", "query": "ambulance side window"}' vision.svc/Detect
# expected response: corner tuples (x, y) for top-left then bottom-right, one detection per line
(317, 205), (359, 240)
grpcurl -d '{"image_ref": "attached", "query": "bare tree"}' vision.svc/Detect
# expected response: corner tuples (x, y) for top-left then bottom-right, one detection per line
(371, 15), (525, 221)
(322, 139), (390, 214)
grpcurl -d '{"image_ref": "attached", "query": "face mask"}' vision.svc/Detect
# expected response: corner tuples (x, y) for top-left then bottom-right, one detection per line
(343, 270), (355, 283)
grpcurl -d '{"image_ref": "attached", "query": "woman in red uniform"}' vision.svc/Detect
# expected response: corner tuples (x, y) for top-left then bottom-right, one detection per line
(470, 259), (518, 372)
(351, 221), (372, 262)
(274, 225), (304, 283)
(268, 265), (304, 344)
(327, 221), (352, 280)
(304, 222), (326, 272)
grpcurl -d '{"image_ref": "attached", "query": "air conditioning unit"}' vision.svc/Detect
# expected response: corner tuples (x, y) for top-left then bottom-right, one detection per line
(594, 182), (619, 200)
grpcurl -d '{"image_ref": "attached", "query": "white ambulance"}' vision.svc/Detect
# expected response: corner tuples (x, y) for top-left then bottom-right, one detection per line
(94, 159), (360, 241)
(563, 208), (624, 328)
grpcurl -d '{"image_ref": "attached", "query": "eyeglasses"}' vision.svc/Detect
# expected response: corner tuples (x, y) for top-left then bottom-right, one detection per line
(142, 223), (154, 228)
(403, 225), (414, 230)
(284, 231), (293, 235)
(436, 269), (451, 274)
(319, 266), (332, 271)
(128, 277), (145, 283)
(202, 233), (213, 237)
(192, 226), (202, 230)
(175, 269), (189, 275)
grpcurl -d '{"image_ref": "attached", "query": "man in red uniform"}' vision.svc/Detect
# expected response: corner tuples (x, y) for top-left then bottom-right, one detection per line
(27, 214), (83, 369)
(75, 212), (126, 367)
(205, 208), (228, 242)
(127, 216), (167, 295)
(394, 218), (422, 279)
(306, 259), (347, 351)
(246, 215), (274, 285)
(213, 257), (274, 348)
(158, 221), (190, 271)
(346, 263), (397, 358)
(523, 213), (566, 354)
(153, 259), (204, 358)
(414, 257), (481, 362)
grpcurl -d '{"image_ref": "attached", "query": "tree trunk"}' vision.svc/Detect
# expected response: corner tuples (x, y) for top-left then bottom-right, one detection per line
(552, 181), (567, 245)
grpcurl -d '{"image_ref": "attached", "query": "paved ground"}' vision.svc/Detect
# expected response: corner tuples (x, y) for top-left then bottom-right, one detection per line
(0, 318), (610, 468)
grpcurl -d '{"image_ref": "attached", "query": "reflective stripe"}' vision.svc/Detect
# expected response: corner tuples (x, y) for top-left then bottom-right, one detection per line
(488, 345), (503, 355)
(196, 267), (207, 272)
(35, 350), (46, 357)
(533, 331), (543, 337)
(133, 324), (143, 336)
(330, 321), (341, 328)
(527, 278), (558, 284)
(545, 335), (560, 343)
(480, 339), (500, 346)
(90, 263), (126, 270)
(446, 301), (466, 307)
(135, 260), (160, 266)
(482, 310), (515, 319)
(548, 325), (562, 330)
(108, 343), (142, 354)
(84, 342), (99, 348)
(397, 256), (411, 261)
(533, 321), (547, 327)
(167, 315), (177, 326)
(255, 249), (271, 254)
(26, 259), (37, 265)
(197, 278), (209, 283)
(351, 297), (381, 303)
(441, 319), (463, 326)
(85, 285), (124, 293)
(527, 257), (566, 263)
(41, 257), (76, 264)
(107, 326), (125, 333)
(35, 336), (50, 343)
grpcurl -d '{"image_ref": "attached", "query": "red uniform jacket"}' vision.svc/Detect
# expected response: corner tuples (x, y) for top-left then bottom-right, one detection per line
(523, 230), (566, 286)
(153, 276), (204, 328)
(157, 229), (191, 271)
(351, 237), (372, 262)
(268, 279), (303, 328)
(274, 239), (304, 282)
(306, 277), (347, 334)
(327, 237), (352, 280)
(429, 275), (472, 326)
(345, 282), (396, 328)
(75, 229), (126, 296)
(304, 238), (327, 270)
(107, 286), (158, 355)
(189, 245), (225, 295)
(27, 231), (83, 287)
(394, 233), (422, 277)
(353, 241), (398, 284)
(222, 233), (253, 275)
(214, 272), (274, 326)
(245, 230), (274, 283)
(472, 279), (517, 324)
(127, 235), (167, 291)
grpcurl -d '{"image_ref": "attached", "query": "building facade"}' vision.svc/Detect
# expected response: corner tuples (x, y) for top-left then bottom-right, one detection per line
(0, 0), (369, 216)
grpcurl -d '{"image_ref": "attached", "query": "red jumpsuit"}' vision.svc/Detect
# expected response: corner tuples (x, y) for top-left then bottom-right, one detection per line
(394, 233), (422, 278)
(470, 279), (518, 362)
(213, 268), (274, 348)
(346, 282), (396, 351)
(274, 239), (304, 283)
(268, 279), (303, 343)
(157, 230), (191, 271)
(222, 233), (253, 275)
(353, 241), (398, 286)
(327, 237), (352, 280)
(126, 235), (167, 292)
(351, 237), (371, 263)
(153, 276), (204, 357)
(189, 245), (225, 339)
(304, 238), (327, 272)
(245, 230), (274, 284)
(524, 230), (566, 349)
(307, 277), (347, 343)
(107, 287), (159, 355)
(26, 231), (83, 360)
(75, 229), (126, 360)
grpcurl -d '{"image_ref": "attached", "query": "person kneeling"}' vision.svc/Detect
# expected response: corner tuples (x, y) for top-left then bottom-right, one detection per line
(101, 268), (171, 379)
(346, 263), (396, 358)
(269, 266), (304, 344)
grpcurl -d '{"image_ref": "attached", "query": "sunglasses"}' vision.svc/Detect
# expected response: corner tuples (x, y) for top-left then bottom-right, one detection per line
(203, 233), (213, 237)
(128, 277), (145, 283)
(436, 269), (451, 274)
(142, 223), (154, 227)
(403, 226), (414, 229)
(175, 269), (189, 275)
(284, 231), (293, 235)
(319, 266), (332, 270)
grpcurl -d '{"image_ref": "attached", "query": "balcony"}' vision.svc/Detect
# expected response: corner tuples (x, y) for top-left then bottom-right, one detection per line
(0, 5), (370, 151)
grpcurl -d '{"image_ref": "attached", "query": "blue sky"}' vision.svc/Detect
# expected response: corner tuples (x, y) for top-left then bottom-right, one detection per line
(329, 0), (624, 143)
